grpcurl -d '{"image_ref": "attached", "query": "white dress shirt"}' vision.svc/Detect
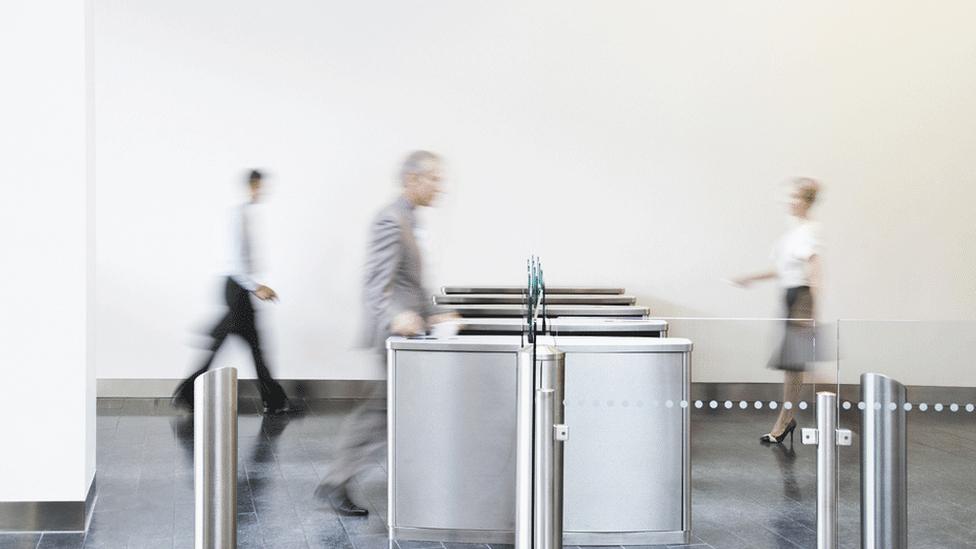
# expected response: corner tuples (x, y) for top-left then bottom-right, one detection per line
(227, 203), (259, 292)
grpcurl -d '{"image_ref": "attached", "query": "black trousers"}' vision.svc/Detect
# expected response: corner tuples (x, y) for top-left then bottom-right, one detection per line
(174, 278), (287, 407)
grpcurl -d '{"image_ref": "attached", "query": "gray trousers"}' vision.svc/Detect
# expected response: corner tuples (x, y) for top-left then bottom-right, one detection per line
(323, 354), (387, 491)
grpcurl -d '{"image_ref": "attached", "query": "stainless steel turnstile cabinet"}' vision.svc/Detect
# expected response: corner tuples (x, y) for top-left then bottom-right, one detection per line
(388, 335), (692, 546)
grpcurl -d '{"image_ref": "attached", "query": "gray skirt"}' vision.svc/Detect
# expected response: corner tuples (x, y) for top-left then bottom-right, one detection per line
(769, 286), (816, 371)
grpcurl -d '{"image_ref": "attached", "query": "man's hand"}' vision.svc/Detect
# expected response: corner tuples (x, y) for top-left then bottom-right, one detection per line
(254, 285), (278, 301)
(391, 311), (425, 336)
(428, 311), (461, 325)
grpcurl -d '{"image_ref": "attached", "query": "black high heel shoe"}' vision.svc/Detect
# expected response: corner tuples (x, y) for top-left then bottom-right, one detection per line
(760, 418), (797, 444)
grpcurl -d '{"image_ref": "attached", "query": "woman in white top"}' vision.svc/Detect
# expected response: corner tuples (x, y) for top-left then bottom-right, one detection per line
(734, 178), (822, 444)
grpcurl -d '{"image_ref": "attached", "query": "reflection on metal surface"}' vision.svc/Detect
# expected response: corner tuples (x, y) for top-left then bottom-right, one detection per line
(194, 366), (237, 549)
(861, 373), (908, 549)
(0, 477), (95, 533)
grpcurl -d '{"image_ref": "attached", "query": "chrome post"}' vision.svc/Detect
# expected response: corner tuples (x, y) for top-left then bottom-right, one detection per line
(515, 347), (534, 549)
(801, 392), (851, 549)
(816, 392), (838, 549)
(516, 345), (567, 549)
(194, 367), (238, 549)
(861, 373), (908, 549)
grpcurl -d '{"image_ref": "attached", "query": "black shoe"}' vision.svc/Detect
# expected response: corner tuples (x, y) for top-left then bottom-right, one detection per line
(760, 419), (797, 445)
(315, 484), (368, 517)
(262, 401), (293, 415)
(333, 494), (369, 517)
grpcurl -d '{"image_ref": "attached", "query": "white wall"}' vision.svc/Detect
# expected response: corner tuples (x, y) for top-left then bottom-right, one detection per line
(0, 1), (95, 501)
(94, 0), (976, 385)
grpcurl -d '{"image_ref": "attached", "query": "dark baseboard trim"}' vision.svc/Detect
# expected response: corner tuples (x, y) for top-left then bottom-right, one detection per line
(0, 475), (95, 533)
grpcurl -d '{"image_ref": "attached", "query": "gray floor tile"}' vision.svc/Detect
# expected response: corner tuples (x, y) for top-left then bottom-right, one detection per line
(0, 535), (41, 549)
(395, 541), (443, 549)
(36, 534), (85, 549)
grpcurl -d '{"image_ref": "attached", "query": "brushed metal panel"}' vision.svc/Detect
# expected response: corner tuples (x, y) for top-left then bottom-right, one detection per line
(442, 286), (625, 295)
(434, 294), (637, 306)
(450, 304), (648, 318)
(393, 350), (518, 531)
(563, 352), (685, 532)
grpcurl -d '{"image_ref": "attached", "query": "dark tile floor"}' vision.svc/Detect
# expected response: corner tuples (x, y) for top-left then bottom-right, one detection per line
(1, 399), (974, 548)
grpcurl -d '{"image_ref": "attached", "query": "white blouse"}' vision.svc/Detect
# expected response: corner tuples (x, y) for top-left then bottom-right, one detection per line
(772, 220), (821, 288)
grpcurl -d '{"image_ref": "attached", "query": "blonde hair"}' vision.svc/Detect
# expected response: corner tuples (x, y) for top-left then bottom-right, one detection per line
(792, 177), (820, 205)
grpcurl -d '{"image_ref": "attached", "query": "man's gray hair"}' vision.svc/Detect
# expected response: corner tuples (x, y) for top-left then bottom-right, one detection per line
(399, 150), (440, 185)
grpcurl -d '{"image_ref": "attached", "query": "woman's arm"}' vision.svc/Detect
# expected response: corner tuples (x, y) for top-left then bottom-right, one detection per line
(732, 269), (778, 288)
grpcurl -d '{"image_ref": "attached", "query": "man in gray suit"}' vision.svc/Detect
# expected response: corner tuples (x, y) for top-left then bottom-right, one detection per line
(318, 150), (450, 516)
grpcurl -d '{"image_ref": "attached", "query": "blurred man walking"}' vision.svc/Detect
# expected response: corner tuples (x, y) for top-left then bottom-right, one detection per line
(317, 150), (451, 515)
(172, 169), (291, 415)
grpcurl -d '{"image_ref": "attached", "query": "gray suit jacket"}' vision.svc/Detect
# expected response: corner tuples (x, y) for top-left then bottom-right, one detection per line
(360, 196), (435, 349)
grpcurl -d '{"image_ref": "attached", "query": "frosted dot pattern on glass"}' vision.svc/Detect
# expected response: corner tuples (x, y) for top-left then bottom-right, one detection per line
(599, 393), (976, 417)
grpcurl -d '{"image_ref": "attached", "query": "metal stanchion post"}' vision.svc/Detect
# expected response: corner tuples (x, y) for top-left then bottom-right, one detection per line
(516, 345), (567, 549)
(802, 392), (852, 549)
(194, 367), (238, 549)
(861, 373), (908, 549)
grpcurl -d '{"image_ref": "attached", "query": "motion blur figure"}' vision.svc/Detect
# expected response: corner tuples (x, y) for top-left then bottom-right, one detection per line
(316, 150), (451, 516)
(172, 170), (291, 414)
(733, 177), (823, 444)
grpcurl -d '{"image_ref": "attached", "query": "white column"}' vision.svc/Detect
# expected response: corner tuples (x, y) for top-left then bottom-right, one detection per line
(0, 0), (95, 530)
